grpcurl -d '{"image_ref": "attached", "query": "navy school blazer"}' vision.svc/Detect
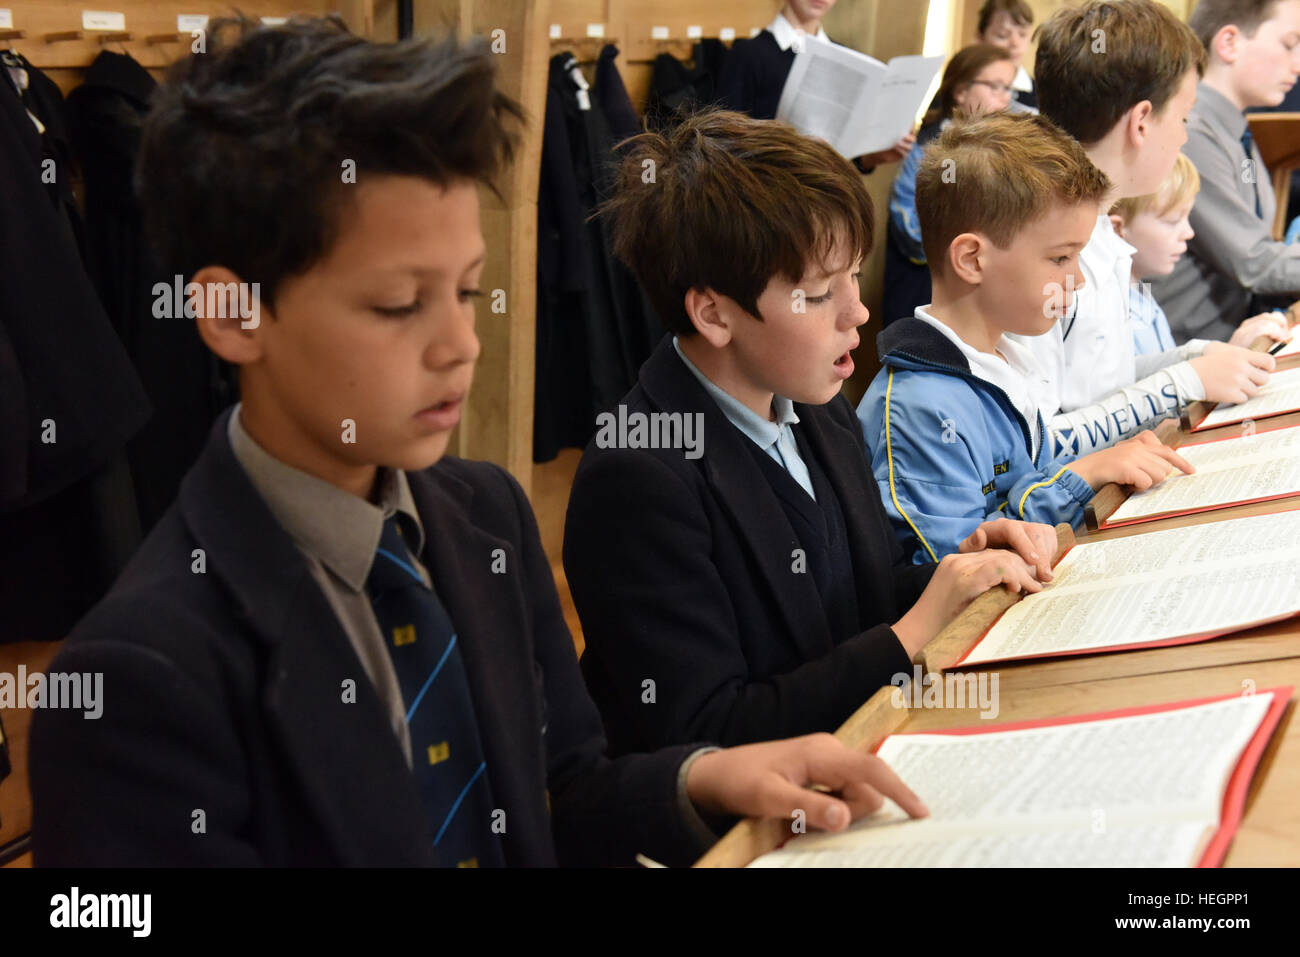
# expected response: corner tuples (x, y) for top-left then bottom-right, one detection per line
(29, 409), (708, 867)
(564, 337), (936, 755)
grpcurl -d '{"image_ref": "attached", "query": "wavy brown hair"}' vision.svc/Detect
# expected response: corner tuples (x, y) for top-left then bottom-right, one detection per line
(601, 109), (874, 336)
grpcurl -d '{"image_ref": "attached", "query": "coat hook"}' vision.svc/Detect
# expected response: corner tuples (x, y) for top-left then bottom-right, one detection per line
(43, 30), (85, 43)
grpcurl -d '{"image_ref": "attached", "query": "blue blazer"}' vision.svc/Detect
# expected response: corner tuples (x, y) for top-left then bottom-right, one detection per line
(30, 410), (707, 866)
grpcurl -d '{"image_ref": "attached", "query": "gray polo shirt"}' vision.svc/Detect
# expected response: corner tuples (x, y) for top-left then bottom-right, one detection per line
(228, 405), (425, 768)
(1151, 83), (1300, 342)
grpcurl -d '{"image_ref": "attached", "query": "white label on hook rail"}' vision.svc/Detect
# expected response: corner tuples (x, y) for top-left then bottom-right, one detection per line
(177, 15), (208, 32)
(720, 27), (736, 42)
(651, 26), (669, 40)
(686, 25), (702, 39)
(549, 23), (561, 39)
(260, 16), (288, 26)
(0, 10), (13, 30)
(585, 23), (604, 38)
(82, 10), (127, 32)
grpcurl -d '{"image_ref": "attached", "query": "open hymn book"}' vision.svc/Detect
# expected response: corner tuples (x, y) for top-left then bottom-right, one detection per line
(1193, 365), (1300, 430)
(1104, 423), (1300, 526)
(749, 689), (1288, 867)
(775, 40), (943, 159)
(955, 510), (1300, 666)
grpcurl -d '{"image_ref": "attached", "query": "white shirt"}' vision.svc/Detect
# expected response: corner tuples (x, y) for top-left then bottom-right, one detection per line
(1012, 65), (1033, 93)
(1014, 213), (1136, 414)
(767, 11), (828, 51)
(915, 306), (1051, 459)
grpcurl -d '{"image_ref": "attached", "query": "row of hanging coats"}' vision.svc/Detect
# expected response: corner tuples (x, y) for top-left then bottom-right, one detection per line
(533, 40), (732, 463)
(1, 50), (232, 642)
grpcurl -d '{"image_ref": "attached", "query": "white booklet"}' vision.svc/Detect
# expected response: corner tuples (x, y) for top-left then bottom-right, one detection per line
(1196, 365), (1300, 430)
(1106, 424), (1300, 525)
(775, 40), (944, 159)
(749, 691), (1282, 868)
(958, 510), (1300, 666)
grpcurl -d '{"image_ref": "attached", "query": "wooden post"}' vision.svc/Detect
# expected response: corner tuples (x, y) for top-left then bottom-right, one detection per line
(414, 0), (548, 494)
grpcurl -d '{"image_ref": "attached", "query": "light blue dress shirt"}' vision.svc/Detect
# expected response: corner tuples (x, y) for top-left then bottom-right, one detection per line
(672, 336), (816, 500)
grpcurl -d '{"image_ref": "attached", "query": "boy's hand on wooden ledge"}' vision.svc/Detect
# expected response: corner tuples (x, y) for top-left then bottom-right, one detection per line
(892, 550), (1043, 655)
(685, 734), (929, 830)
(959, 517), (1057, 582)
(1070, 430), (1194, 492)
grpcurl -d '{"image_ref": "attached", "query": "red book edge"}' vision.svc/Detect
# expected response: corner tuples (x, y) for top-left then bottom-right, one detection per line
(871, 685), (1293, 868)
(1191, 402), (1300, 432)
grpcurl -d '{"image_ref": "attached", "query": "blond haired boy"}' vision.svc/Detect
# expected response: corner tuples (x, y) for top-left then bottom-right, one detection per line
(1112, 154), (1291, 357)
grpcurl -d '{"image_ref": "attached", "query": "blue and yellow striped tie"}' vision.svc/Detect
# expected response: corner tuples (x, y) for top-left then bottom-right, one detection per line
(367, 514), (503, 867)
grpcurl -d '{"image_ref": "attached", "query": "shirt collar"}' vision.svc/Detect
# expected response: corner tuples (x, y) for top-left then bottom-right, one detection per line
(227, 404), (425, 592)
(672, 336), (800, 451)
(767, 11), (828, 51)
(1012, 65), (1033, 93)
(1080, 212), (1137, 276)
(913, 306), (1040, 375)
(1194, 81), (1247, 140)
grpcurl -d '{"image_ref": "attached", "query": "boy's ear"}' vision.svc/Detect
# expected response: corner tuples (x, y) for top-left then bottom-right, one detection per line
(947, 233), (984, 285)
(190, 265), (266, 365)
(683, 286), (733, 348)
(1212, 25), (1241, 65)
(1125, 99), (1155, 148)
(1108, 213), (1127, 238)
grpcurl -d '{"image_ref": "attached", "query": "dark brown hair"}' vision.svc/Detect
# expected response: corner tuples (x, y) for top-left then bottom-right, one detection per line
(601, 108), (874, 336)
(978, 0), (1034, 35)
(917, 112), (1111, 273)
(137, 15), (523, 307)
(1035, 0), (1206, 145)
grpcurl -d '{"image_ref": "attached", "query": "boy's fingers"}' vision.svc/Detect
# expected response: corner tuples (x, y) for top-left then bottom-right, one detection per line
(837, 779), (888, 818)
(1155, 446), (1194, 475)
(1246, 352), (1276, 372)
(793, 745), (929, 820)
(958, 526), (987, 553)
(1246, 364), (1272, 385)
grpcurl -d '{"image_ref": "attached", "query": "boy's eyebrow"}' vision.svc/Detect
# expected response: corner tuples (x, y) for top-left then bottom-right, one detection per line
(375, 251), (488, 276)
(803, 260), (863, 282)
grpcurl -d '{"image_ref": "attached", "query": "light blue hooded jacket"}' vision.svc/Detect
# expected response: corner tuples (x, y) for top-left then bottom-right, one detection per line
(858, 316), (1095, 564)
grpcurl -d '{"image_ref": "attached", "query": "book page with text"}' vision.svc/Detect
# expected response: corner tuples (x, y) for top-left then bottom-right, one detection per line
(775, 39), (880, 156)
(1197, 366), (1300, 429)
(750, 693), (1273, 867)
(1107, 425), (1300, 523)
(962, 511), (1300, 665)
